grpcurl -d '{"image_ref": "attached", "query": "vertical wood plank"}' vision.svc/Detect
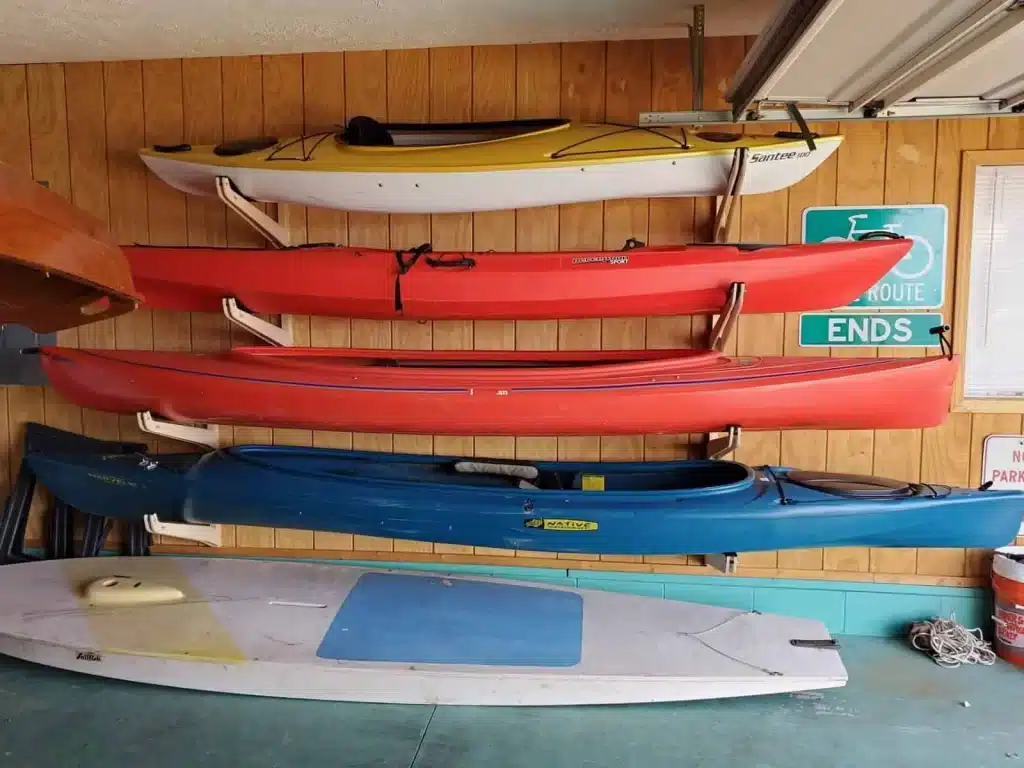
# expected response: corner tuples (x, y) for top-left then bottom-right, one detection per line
(66, 62), (122, 460)
(387, 48), (433, 356)
(385, 47), (434, 547)
(179, 56), (236, 548)
(917, 117), (990, 578)
(261, 53), (315, 551)
(471, 45), (517, 354)
(103, 61), (153, 453)
(220, 55), (275, 548)
(301, 51), (356, 551)
(822, 120), (888, 574)
(427, 44), (477, 558)
(597, 41), (650, 559)
(142, 59), (191, 356)
(1, 65), (40, 537)
(513, 43), (561, 490)
(27, 63), (84, 513)
(345, 50), (391, 350)
(344, 50), (395, 553)
(182, 58), (230, 352)
(428, 46), (474, 355)
(869, 119), (937, 577)
(777, 120), (838, 572)
(557, 42), (605, 501)
(471, 45), (517, 467)
(222, 56), (265, 250)
(66, 62), (117, 353)
(646, 37), (696, 353)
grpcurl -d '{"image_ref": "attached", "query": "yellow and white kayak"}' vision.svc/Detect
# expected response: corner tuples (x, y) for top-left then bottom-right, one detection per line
(139, 117), (843, 214)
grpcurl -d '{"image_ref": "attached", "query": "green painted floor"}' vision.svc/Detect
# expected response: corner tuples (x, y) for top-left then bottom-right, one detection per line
(0, 637), (1021, 768)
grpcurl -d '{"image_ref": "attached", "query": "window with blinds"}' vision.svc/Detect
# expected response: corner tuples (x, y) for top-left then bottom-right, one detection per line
(963, 163), (1024, 403)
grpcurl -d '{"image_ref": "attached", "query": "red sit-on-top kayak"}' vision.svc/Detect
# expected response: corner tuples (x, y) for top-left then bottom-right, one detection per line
(39, 347), (957, 436)
(124, 239), (910, 320)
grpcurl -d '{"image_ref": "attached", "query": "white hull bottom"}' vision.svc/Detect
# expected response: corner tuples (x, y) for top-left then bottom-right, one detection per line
(0, 634), (847, 706)
(140, 141), (840, 214)
(0, 557), (848, 706)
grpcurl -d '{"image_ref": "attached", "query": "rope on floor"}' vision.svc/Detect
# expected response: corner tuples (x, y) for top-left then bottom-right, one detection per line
(908, 613), (997, 669)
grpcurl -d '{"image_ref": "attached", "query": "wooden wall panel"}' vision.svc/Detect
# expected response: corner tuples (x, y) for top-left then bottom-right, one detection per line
(2, 37), (1020, 585)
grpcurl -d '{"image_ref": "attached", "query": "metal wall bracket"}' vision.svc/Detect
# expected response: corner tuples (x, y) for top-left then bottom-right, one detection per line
(640, 98), (1021, 126)
(143, 515), (222, 547)
(215, 176), (291, 248)
(222, 298), (293, 347)
(707, 426), (742, 460)
(706, 553), (739, 574)
(136, 411), (220, 449)
(709, 282), (745, 352)
(713, 148), (748, 242)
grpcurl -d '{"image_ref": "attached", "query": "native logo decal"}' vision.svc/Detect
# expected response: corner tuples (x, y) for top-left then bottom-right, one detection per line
(571, 255), (629, 266)
(524, 518), (598, 532)
(749, 149), (812, 163)
(87, 473), (137, 488)
(75, 650), (102, 662)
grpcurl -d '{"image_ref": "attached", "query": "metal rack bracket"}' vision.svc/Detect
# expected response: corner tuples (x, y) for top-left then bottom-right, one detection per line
(136, 411), (220, 449)
(713, 148), (748, 243)
(706, 553), (739, 574)
(707, 426), (742, 460)
(222, 298), (294, 347)
(709, 282), (745, 352)
(144, 515), (222, 547)
(215, 176), (291, 248)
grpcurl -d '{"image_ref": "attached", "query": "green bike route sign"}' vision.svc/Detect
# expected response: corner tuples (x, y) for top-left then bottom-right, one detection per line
(802, 204), (948, 310)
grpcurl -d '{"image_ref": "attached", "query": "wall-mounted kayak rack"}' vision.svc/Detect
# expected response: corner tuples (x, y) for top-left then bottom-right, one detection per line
(216, 176), (292, 248)
(135, 411), (220, 450)
(0, 427), (154, 565)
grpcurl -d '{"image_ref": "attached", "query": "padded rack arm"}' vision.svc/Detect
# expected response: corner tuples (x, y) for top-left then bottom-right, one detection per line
(136, 411), (220, 449)
(709, 282), (745, 352)
(713, 148), (748, 243)
(215, 176), (291, 248)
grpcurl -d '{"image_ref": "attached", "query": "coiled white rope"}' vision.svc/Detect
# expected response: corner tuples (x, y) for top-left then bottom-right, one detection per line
(908, 613), (997, 668)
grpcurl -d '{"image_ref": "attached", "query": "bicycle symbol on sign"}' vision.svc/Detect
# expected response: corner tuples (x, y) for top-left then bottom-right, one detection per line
(822, 214), (934, 280)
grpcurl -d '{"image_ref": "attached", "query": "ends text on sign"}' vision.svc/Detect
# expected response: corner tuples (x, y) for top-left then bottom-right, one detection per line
(827, 316), (913, 345)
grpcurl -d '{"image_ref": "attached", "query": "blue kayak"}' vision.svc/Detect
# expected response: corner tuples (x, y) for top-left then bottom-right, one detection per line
(21, 425), (1024, 555)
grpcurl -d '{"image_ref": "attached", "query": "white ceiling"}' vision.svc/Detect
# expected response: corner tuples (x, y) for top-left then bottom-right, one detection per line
(0, 0), (778, 65)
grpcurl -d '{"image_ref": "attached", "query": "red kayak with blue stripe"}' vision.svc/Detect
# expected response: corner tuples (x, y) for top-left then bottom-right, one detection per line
(39, 346), (957, 435)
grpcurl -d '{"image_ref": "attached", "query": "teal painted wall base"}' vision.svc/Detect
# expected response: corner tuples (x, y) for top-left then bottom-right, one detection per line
(209, 554), (992, 638)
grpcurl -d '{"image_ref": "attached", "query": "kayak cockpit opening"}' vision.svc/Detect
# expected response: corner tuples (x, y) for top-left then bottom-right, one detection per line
(383, 458), (750, 492)
(780, 470), (945, 499)
(338, 116), (569, 148)
(232, 449), (752, 493)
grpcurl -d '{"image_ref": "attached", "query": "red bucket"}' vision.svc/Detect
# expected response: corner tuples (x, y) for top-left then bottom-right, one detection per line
(993, 546), (1024, 668)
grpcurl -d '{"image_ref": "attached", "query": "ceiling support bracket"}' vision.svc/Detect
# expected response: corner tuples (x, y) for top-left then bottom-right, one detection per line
(686, 4), (706, 111)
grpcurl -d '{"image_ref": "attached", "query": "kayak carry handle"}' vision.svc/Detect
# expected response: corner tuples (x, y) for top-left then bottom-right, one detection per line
(929, 324), (954, 361)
